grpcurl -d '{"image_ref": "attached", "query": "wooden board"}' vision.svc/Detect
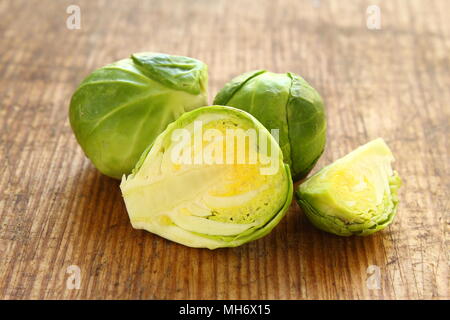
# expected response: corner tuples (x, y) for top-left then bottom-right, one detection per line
(0, 0), (448, 300)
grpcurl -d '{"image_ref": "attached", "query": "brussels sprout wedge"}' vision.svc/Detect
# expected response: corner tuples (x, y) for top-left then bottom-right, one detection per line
(120, 106), (293, 249)
(296, 138), (401, 236)
(214, 70), (326, 181)
(70, 52), (208, 179)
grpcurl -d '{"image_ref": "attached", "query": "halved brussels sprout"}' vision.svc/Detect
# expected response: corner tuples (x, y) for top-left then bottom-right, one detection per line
(120, 106), (293, 249)
(214, 70), (326, 181)
(69, 53), (208, 179)
(296, 138), (401, 236)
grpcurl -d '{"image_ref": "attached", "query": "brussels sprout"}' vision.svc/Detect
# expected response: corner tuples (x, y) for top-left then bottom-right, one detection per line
(296, 138), (401, 236)
(69, 53), (208, 179)
(213, 70), (326, 181)
(120, 106), (293, 249)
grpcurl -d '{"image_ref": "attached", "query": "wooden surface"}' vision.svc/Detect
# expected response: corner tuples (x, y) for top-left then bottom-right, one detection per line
(0, 0), (448, 300)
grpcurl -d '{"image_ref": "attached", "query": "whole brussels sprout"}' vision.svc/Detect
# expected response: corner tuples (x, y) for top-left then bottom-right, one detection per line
(213, 70), (326, 181)
(296, 138), (401, 236)
(69, 53), (208, 179)
(120, 106), (293, 249)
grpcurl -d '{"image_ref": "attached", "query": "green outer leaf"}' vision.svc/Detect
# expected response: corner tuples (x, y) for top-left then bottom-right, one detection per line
(69, 54), (208, 179)
(213, 70), (266, 106)
(296, 171), (401, 236)
(131, 52), (208, 95)
(286, 73), (327, 180)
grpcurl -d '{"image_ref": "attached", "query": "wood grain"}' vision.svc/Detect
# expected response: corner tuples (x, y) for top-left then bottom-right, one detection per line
(0, 0), (448, 300)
